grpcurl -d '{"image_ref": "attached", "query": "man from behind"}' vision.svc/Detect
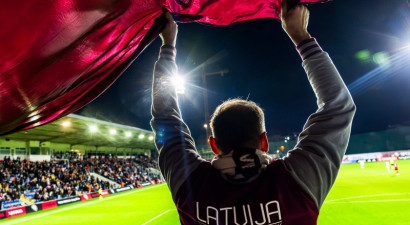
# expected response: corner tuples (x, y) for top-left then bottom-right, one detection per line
(151, 2), (355, 224)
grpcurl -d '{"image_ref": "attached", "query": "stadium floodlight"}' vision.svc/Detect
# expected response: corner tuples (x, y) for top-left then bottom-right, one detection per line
(171, 74), (185, 94)
(89, 125), (98, 133)
(138, 134), (145, 139)
(109, 129), (117, 135)
(61, 121), (71, 128)
(125, 131), (132, 137)
(203, 124), (208, 129)
(148, 136), (154, 141)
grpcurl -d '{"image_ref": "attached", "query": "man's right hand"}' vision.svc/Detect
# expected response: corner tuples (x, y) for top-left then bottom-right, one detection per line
(281, 1), (312, 46)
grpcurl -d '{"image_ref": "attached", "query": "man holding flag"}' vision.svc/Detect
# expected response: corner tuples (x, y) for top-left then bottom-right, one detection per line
(151, 1), (355, 224)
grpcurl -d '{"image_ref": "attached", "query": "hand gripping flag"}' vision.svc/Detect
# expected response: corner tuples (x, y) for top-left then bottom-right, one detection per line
(0, 0), (328, 134)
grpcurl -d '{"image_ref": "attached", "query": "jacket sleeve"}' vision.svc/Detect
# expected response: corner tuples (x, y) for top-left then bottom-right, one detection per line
(282, 38), (356, 209)
(150, 45), (204, 201)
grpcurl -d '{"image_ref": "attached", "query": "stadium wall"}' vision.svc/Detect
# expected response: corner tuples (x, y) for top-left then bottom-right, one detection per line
(0, 139), (28, 159)
(28, 155), (51, 161)
(72, 145), (97, 151)
(50, 143), (71, 151)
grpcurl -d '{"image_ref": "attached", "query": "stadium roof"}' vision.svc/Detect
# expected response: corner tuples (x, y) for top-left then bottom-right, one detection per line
(1, 114), (155, 149)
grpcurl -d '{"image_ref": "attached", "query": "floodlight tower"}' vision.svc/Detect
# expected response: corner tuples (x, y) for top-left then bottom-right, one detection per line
(201, 67), (229, 142)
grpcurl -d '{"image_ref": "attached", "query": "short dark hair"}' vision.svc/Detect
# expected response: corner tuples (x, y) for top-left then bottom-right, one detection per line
(210, 98), (265, 154)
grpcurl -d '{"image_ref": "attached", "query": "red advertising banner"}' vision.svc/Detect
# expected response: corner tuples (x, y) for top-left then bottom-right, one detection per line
(6, 207), (26, 218)
(42, 200), (57, 210)
(80, 194), (92, 201)
(91, 192), (100, 198)
(101, 190), (110, 196)
(0, 211), (6, 219)
(91, 190), (110, 198)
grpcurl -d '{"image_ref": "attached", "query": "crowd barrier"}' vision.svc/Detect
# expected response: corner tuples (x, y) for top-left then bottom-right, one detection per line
(0, 179), (164, 221)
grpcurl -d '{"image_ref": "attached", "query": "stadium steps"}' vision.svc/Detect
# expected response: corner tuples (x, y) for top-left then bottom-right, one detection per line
(89, 172), (121, 188)
(20, 196), (34, 205)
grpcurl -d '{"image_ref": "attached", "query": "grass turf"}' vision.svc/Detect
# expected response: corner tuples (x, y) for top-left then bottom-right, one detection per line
(2, 160), (409, 225)
(318, 160), (410, 225)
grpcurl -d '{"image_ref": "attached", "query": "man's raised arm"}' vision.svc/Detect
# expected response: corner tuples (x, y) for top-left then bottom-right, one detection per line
(280, 4), (356, 209)
(150, 13), (203, 201)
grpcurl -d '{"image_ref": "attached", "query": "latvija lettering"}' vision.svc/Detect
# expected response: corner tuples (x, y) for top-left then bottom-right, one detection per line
(196, 201), (281, 225)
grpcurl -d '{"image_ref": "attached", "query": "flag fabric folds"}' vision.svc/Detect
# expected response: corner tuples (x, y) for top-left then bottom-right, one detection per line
(0, 0), (327, 134)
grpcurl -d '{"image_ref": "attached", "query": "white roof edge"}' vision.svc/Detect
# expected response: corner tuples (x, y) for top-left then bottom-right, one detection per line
(67, 114), (153, 134)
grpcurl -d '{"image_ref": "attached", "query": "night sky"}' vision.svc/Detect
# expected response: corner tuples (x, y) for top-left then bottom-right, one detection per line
(77, 0), (410, 144)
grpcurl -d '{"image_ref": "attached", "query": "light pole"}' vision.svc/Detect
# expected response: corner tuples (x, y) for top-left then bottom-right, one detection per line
(284, 136), (290, 152)
(202, 67), (228, 142)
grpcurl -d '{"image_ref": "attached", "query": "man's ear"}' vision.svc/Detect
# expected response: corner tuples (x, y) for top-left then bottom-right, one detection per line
(260, 132), (269, 153)
(209, 136), (219, 155)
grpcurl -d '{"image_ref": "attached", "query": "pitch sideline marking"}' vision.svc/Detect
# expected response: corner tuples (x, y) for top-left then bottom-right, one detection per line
(4, 184), (166, 225)
(141, 209), (175, 225)
(326, 198), (410, 204)
(326, 192), (410, 203)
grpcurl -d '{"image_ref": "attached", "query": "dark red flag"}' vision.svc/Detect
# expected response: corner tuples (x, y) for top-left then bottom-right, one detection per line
(0, 0), (327, 134)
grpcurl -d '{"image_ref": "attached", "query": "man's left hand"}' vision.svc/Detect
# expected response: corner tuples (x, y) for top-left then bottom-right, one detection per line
(160, 12), (178, 47)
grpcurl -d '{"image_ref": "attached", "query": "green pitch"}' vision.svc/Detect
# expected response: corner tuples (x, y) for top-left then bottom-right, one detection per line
(318, 160), (409, 225)
(2, 160), (409, 225)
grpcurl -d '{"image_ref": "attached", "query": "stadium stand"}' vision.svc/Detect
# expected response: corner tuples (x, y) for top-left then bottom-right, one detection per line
(90, 155), (161, 187)
(0, 155), (161, 210)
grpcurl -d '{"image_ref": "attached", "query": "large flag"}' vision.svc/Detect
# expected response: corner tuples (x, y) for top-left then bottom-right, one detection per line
(0, 0), (327, 134)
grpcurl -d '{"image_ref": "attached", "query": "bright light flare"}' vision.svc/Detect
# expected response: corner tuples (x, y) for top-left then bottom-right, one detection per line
(372, 51), (390, 65)
(171, 74), (185, 94)
(125, 131), (132, 137)
(405, 42), (410, 52)
(138, 134), (145, 139)
(89, 125), (98, 133)
(61, 121), (71, 128)
(355, 49), (371, 62)
(148, 136), (154, 141)
(109, 129), (117, 135)
(348, 46), (409, 97)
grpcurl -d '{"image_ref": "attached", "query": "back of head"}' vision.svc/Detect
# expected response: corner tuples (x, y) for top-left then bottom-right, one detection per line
(210, 98), (265, 154)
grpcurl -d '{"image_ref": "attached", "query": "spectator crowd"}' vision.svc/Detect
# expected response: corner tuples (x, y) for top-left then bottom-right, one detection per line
(0, 155), (161, 208)
(90, 155), (161, 187)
